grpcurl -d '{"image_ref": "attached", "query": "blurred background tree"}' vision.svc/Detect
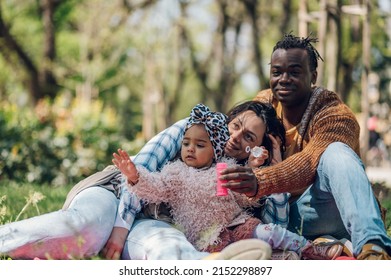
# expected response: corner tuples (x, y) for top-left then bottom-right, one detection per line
(0, 0), (390, 185)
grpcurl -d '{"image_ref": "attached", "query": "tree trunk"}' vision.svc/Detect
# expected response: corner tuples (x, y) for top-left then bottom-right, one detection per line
(243, 0), (268, 89)
(279, 0), (292, 34)
(0, 1), (58, 105)
(41, 0), (58, 100)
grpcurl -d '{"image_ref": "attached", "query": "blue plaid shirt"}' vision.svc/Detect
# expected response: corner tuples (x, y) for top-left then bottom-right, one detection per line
(114, 118), (188, 229)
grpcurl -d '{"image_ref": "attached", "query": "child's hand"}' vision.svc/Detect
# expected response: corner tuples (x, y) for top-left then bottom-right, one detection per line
(268, 134), (282, 165)
(112, 149), (139, 185)
(247, 147), (268, 168)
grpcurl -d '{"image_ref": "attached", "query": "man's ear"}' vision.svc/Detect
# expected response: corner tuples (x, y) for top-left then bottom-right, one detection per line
(311, 70), (318, 85)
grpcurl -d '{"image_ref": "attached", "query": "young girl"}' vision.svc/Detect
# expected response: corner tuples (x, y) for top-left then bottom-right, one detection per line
(114, 103), (344, 260)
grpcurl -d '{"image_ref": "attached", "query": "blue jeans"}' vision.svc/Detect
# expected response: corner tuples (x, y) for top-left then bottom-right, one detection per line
(122, 218), (208, 260)
(288, 142), (391, 256)
(0, 187), (118, 259)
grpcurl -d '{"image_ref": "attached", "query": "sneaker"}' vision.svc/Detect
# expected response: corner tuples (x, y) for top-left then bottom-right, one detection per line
(315, 235), (353, 257)
(357, 244), (391, 260)
(203, 239), (272, 260)
(301, 238), (343, 260)
(271, 250), (300, 260)
(340, 238), (353, 257)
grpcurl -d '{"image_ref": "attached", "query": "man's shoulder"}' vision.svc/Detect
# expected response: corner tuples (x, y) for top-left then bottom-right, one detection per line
(309, 87), (359, 126)
(314, 87), (355, 113)
(254, 88), (273, 102)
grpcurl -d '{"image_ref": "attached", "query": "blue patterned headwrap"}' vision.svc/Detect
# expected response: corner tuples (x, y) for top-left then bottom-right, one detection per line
(185, 103), (229, 161)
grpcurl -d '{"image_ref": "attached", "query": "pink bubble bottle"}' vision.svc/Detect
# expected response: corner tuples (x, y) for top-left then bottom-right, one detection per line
(216, 162), (228, 196)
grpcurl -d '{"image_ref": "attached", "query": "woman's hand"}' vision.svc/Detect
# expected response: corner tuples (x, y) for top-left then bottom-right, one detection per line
(219, 166), (258, 197)
(268, 134), (283, 166)
(100, 227), (129, 260)
(112, 149), (139, 185)
(247, 146), (268, 168)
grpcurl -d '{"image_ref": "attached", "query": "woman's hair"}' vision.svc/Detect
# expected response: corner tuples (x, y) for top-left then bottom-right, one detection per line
(226, 100), (286, 165)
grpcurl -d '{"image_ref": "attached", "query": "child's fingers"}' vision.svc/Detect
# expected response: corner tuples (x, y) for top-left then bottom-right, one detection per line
(119, 149), (129, 159)
(112, 158), (119, 168)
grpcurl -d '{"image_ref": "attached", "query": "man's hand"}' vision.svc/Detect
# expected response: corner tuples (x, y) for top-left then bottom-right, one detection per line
(219, 166), (258, 197)
(100, 227), (129, 260)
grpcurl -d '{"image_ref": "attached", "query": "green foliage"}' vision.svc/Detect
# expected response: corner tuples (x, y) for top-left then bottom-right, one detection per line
(0, 97), (144, 186)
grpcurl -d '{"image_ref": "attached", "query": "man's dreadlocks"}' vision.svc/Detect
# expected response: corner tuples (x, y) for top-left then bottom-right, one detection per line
(273, 33), (324, 71)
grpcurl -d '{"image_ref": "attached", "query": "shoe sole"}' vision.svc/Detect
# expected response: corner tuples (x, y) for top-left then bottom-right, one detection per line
(209, 239), (272, 260)
(271, 250), (300, 260)
(316, 235), (353, 257)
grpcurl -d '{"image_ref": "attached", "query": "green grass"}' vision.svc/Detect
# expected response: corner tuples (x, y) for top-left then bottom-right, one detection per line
(381, 198), (391, 236)
(0, 180), (72, 224)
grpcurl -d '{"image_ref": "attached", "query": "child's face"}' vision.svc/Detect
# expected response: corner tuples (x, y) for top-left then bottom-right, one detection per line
(181, 124), (215, 169)
(225, 110), (266, 161)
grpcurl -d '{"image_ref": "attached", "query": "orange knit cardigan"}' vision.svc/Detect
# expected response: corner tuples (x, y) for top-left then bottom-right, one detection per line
(252, 87), (361, 199)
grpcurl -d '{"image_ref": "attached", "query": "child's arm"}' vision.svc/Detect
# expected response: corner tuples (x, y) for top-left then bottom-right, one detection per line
(113, 148), (174, 204)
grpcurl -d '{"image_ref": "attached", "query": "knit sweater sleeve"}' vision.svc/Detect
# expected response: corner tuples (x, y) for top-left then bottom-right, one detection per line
(252, 89), (361, 197)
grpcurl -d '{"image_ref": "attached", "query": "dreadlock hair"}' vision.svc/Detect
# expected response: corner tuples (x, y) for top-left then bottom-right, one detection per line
(226, 100), (286, 166)
(273, 33), (324, 71)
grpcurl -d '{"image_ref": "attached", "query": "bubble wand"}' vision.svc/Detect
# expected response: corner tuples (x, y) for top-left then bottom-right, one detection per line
(245, 146), (264, 158)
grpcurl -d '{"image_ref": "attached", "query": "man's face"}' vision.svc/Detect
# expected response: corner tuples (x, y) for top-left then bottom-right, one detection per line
(269, 48), (317, 108)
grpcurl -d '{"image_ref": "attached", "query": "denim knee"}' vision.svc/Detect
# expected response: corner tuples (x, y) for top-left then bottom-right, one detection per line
(318, 142), (364, 174)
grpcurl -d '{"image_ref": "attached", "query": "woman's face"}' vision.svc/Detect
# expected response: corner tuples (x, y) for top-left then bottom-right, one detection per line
(225, 110), (266, 161)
